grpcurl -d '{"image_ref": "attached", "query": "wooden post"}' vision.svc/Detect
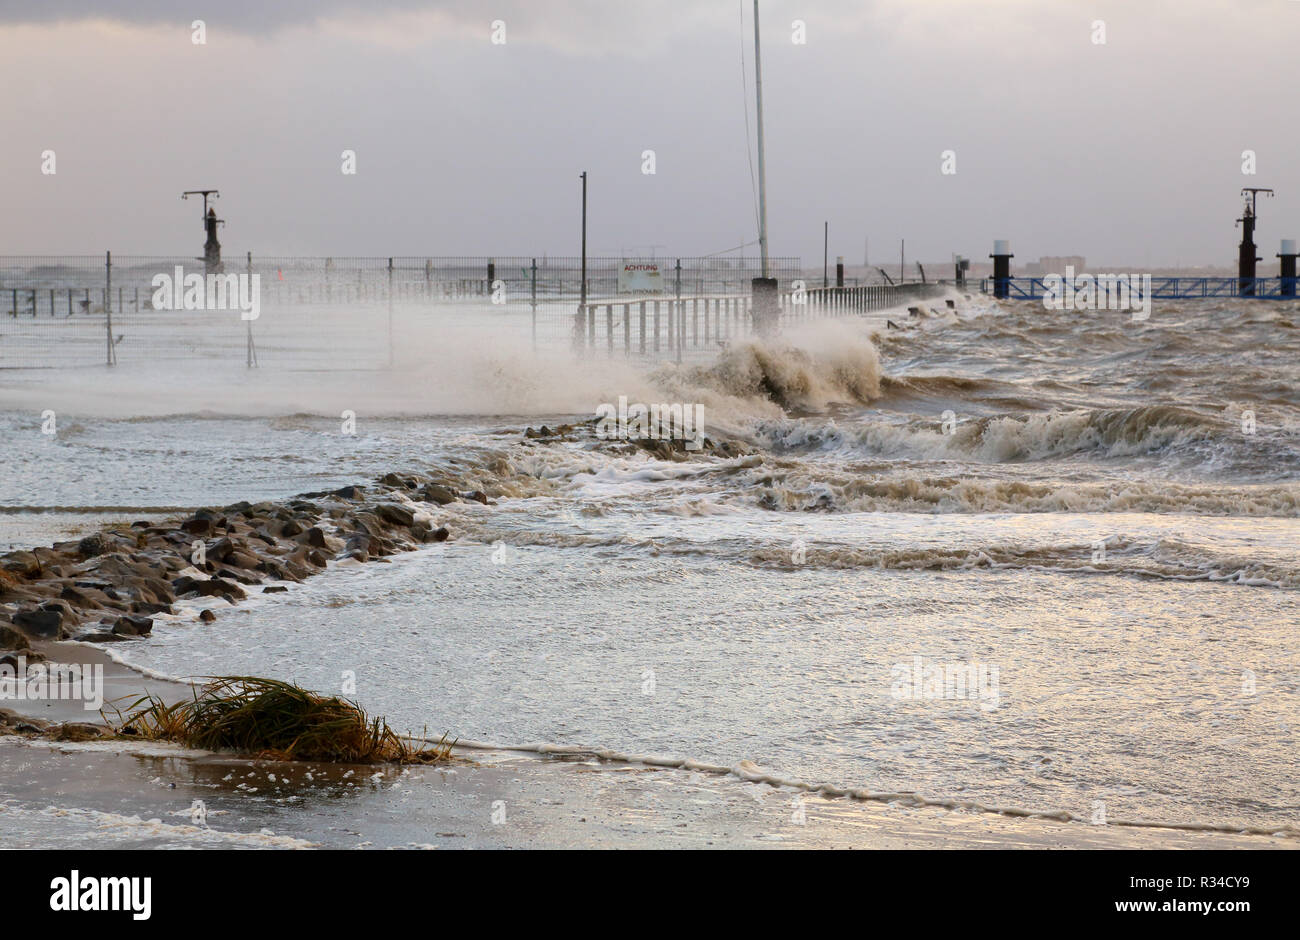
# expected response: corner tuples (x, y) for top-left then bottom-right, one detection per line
(530, 258), (537, 352)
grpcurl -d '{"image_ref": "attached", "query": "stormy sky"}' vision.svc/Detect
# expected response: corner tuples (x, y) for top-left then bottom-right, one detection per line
(1, 0), (1296, 267)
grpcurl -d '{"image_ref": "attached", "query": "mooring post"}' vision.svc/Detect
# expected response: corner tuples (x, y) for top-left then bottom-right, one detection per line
(1279, 239), (1298, 297)
(990, 240), (1013, 299)
(750, 278), (779, 337)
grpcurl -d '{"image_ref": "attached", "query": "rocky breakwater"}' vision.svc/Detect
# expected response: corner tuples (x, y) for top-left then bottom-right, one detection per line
(0, 471), (492, 658)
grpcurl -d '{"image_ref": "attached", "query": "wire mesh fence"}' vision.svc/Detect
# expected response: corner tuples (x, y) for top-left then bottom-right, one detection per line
(0, 254), (940, 369)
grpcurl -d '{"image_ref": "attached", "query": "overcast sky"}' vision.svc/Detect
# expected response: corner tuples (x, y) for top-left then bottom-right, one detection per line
(2, 0), (1297, 267)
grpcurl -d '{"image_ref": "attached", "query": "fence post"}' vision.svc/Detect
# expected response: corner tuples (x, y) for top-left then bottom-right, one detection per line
(530, 258), (537, 352)
(387, 257), (395, 367)
(104, 251), (116, 366)
(246, 251), (258, 367)
(675, 259), (682, 362)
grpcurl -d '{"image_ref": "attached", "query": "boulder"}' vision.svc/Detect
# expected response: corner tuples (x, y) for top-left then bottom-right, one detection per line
(375, 503), (415, 527)
(420, 485), (458, 505)
(1, 551), (41, 578)
(112, 614), (153, 637)
(12, 607), (62, 639)
(0, 625), (30, 650)
(77, 534), (109, 558)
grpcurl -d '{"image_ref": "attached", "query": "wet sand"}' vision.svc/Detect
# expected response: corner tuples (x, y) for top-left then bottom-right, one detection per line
(0, 644), (1293, 850)
(0, 734), (1293, 849)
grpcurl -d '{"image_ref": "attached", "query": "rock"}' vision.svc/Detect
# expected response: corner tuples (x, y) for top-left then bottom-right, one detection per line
(77, 534), (109, 558)
(12, 607), (62, 639)
(130, 600), (173, 615)
(1, 551), (41, 578)
(333, 485), (364, 500)
(420, 484), (458, 505)
(205, 537), (235, 562)
(375, 503), (415, 527)
(40, 599), (78, 622)
(112, 614), (153, 637)
(171, 575), (246, 602)
(0, 649), (44, 669)
(303, 527), (329, 549)
(465, 491), (490, 505)
(433, 526), (450, 542)
(181, 517), (212, 536)
(198, 609), (216, 623)
(0, 625), (31, 650)
(262, 585), (288, 594)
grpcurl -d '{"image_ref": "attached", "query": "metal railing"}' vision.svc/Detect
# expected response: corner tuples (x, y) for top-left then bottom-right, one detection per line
(0, 254), (945, 368)
(979, 276), (1300, 300)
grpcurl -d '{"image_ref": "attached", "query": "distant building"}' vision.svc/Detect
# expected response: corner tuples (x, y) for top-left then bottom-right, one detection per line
(1022, 255), (1086, 277)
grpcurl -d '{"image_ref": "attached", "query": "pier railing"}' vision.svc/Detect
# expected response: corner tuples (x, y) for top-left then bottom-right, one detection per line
(979, 276), (1300, 300)
(571, 282), (947, 361)
(0, 254), (943, 368)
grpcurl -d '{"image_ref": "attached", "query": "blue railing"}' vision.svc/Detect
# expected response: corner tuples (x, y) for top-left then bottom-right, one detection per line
(979, 277), (1300, 300)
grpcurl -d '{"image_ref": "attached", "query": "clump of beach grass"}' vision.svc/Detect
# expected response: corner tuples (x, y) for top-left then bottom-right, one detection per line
(115, 676), (454, 764)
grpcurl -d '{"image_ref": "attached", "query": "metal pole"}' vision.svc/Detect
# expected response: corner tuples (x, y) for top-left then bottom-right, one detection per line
(753, 0), (769, 279)
(531, 257), (538, 352)
(823, 222), (828, 289)
(580, 171), (588, 353)
(104, 251), (116, 366)
(675, 259), (683, 363)
(246, 251), (257, 367)
(387, 257), (394, 367)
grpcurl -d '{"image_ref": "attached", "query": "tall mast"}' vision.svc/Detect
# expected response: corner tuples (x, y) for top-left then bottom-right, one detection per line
(753, 0), (769, 279)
